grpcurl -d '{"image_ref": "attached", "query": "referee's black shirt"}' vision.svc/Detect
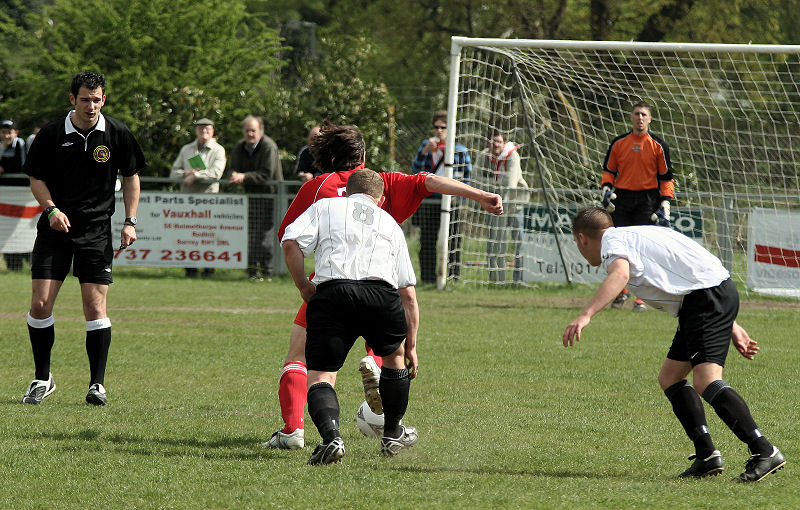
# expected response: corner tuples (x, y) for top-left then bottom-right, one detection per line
(24, 113), (146, 228)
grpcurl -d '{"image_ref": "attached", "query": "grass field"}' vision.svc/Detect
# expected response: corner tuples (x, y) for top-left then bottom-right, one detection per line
(0, 268), (797, 509)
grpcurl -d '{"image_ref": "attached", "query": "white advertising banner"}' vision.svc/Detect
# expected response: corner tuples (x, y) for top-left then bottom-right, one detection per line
(0, 186), (40, 253)
(747, 208), (800, 297)
(520, 204), (704, 284)
(111, 192), (248, 268)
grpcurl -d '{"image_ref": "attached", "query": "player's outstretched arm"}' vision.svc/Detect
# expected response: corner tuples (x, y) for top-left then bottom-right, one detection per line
(399, 285), (419, 379)
(282, 240), (316, 302)
(731, 320), (759, 360)
(563, 258), (629, 347)
(423, 174), (503, 215)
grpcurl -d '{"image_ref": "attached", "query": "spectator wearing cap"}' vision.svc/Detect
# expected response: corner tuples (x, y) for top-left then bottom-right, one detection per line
(169, 117), (226, 277)
(1, 119), (30, 270)
(170, 118), (226, 193)
(1, 119), (26, 176)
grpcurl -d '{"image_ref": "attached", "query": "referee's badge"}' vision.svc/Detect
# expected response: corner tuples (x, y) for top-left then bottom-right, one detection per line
(93, 145), (111, 163)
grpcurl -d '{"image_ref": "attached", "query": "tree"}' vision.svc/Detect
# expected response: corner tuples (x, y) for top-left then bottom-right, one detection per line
(0, 0), (283, 175)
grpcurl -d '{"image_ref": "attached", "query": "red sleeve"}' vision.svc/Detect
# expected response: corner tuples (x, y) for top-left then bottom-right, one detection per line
(278, 181), (316, 240)
(278, 172), (351, 239)
(380, 171), (432, 224)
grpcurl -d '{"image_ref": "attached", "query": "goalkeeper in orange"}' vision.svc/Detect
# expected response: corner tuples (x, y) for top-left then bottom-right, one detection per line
(600, 100), (674, 312)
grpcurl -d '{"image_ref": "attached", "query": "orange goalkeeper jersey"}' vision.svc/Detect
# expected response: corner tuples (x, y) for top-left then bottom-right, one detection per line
(601, 131), (674, 199)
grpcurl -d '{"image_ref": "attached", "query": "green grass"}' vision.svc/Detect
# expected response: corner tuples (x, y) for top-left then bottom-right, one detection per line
(0, 269), (798, 509)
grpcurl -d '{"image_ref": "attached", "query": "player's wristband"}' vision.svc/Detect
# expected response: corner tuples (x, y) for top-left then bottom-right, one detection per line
(45, 206), (59, 219)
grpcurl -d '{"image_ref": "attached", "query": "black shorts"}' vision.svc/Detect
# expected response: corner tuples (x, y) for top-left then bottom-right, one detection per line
(667, 278), (738, 367)
(611, 189), (660, 227)
(31, 218), (114, 284)
(305, 279), (408, 372)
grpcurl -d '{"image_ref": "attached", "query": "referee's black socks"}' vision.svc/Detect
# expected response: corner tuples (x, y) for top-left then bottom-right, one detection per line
(380, 368), (410, 439)
(308, 382), (341, 443)
(27, 312), (55, 381)
(86, 318), (112, 386)
(664, 379), (716, 457)
(702, 380), (773, 457)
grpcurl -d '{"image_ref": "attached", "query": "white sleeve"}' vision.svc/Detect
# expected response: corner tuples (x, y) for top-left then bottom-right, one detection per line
(281, 204), (319, 257)
(395, 227), (417, 288)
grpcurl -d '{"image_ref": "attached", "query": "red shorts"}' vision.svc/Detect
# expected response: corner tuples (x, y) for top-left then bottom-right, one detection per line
(294, 301), (308, 329)
(293, 272), (314, 328)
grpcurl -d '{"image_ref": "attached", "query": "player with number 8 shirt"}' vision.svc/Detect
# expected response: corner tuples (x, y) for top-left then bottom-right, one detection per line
(264, 121), (504, 450)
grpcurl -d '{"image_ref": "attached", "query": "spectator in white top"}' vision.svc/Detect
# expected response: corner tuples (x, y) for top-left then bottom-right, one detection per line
(479, 130), (528, 283)
(563, 206), (784, 483)
(281, 168), (418, 465)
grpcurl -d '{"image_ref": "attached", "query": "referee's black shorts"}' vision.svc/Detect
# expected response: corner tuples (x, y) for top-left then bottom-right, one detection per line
(305, 279), (408, 372)
(31, 218), (114, 285)
(668, 278), (738, 367)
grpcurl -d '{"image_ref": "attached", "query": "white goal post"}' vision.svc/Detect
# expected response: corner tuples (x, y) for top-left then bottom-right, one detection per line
(439, 37), (800, 296)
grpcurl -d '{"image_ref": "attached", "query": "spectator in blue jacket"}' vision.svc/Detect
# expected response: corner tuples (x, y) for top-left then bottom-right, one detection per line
(411, 110), (471, 283)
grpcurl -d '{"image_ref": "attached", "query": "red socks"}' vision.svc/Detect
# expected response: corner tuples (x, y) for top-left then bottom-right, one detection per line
(279, 362), (307, 433)
(365, 343), (383, 369)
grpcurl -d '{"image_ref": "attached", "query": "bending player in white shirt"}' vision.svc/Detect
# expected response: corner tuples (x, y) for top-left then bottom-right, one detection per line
(281, 169), (419, 465)
(563, 206), (785, 483)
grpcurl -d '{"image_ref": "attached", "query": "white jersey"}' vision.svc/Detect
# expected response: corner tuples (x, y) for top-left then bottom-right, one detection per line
(281, 194), (416, 289)
(602, 226), (730, 316)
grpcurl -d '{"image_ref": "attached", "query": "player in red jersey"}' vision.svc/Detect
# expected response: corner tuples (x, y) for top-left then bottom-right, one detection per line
(264, 122), (503, 450)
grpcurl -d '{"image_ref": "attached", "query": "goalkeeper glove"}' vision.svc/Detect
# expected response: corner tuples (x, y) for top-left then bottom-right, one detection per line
(601, 185), (616, 213)
(651, 200), (671, 227)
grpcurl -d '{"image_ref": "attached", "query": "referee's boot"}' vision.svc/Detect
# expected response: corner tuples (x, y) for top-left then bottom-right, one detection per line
(86, 383), (107, 406)
(22, 373), (56, 404)
(679, 450), (724, 478)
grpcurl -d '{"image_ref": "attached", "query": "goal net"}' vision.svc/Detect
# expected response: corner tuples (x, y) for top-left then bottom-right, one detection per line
(440, 38), (800, 297)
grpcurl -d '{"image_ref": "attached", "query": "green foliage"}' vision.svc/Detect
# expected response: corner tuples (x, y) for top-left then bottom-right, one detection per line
(0, 270), (798, 508)
(1, 0), (283, 175)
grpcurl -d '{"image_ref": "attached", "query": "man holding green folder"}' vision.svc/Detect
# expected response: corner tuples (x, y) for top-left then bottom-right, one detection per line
(170, 118), (226, 193)
(170, 118), (226, 277)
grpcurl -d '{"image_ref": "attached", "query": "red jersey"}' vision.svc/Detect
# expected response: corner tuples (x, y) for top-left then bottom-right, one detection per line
(278, 168), (432, 240)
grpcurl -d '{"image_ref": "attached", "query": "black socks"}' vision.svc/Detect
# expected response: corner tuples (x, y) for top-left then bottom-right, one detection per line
(307, 382), (341, 443)
(664, 380), (716, 456)
(702, 380), (772, 457)
(379, 368), (410, 439)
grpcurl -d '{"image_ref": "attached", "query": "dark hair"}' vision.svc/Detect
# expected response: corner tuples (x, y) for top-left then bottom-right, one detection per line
(487, 129), (504, 141)
(346, 168), (384, 199)
(631, 101), (652, 114)
(432, 110), (448, 125)
(572, 207), (613, 239)
(71, 71), (106, 96)
(311, 121), (365, 173)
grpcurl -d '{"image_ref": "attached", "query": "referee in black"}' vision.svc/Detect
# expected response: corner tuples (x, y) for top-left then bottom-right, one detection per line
(21, 71), (146, 406)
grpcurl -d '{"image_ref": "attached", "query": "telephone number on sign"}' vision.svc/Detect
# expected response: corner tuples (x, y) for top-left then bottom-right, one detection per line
(113, 249), (243, 262)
